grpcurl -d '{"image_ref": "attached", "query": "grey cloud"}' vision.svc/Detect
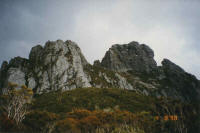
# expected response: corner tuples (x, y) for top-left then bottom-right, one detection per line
(0, 0), (200, 79)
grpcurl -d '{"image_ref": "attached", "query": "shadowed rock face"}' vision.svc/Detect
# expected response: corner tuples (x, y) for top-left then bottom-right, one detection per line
(0, 40), (199, 102)
(0, 57), (29, 90)
(159, 59), (200, 101)
(101, 41), (157, 73)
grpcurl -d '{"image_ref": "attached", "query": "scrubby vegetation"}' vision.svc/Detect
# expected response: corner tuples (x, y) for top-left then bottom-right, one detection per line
(0, 87), (199, 133)
(32, 87), (155, 113)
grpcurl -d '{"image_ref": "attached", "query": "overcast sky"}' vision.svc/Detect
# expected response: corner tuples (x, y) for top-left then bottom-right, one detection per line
(0, 0), (200, 79)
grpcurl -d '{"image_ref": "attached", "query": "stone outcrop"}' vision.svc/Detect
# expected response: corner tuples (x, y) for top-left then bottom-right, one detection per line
(93, 60), (101, 67)
(0, 40), (91, 94)
(0, 40), (199, 102)
(157, 59), (200, 101)
(101, 41), (157, 73)
(0, 57), (29, 90)
(28, 40), (91, 93)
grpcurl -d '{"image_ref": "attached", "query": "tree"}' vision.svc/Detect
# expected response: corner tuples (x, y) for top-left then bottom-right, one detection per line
(2, 83), (33, 125)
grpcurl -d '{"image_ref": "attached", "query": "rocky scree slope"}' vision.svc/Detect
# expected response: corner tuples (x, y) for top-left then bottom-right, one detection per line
(0, 40), (199, 102)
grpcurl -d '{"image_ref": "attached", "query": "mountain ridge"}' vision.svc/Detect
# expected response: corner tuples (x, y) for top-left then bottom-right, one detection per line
(0, 39), (199, 102)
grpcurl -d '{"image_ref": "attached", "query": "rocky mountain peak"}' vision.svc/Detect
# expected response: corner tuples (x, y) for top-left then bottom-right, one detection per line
(0, 61), (8, 71)
(0, 40), (91, 93)
(101, 41), (157, 73)
(9, 57), (29, 68)
(161, 58), (184, 73)
(0, 40), (199, 102)
(29, 45), (43, 63)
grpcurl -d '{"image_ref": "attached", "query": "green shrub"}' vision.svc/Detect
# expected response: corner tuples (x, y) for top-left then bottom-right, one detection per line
(23, 110), (58, 132)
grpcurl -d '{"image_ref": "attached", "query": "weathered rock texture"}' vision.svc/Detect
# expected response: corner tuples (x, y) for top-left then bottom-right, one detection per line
(0, 40), (199, 102)
(0, 57), (29, 90)
(157, 59), (200, 101)
(0, 40), (92, 94)
(101, 41), (157, 73)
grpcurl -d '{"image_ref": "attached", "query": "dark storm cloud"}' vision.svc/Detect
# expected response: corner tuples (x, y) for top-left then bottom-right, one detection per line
(0, 0), (200, 79)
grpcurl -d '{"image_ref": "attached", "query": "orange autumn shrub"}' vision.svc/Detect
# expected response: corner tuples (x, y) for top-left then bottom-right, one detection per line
(67, 108), (92, 119)
(94, 110), (114, 124)
(53, 109), (154, 133)
(79, 115), (101, 132)
(113, 110), (135, 124)
(54, 117), (81, 133)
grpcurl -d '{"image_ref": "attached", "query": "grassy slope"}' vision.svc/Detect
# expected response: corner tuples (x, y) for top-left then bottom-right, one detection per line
(32, 88), (156, 114)
(1, 87), (199, 133)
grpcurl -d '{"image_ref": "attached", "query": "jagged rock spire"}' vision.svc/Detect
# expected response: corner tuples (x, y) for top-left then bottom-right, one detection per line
(101, 41), (157, 73)
(0, 40), (91, 93)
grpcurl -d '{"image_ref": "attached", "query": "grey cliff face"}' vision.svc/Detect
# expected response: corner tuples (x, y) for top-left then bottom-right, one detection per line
(101, 41), (157, 73)
(158, 59), (200, 101)
(0, 57), (29, 90)
(28, 40), (91, 93)
(161, 59), (185, 73)
(0, 40), (91, 94)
